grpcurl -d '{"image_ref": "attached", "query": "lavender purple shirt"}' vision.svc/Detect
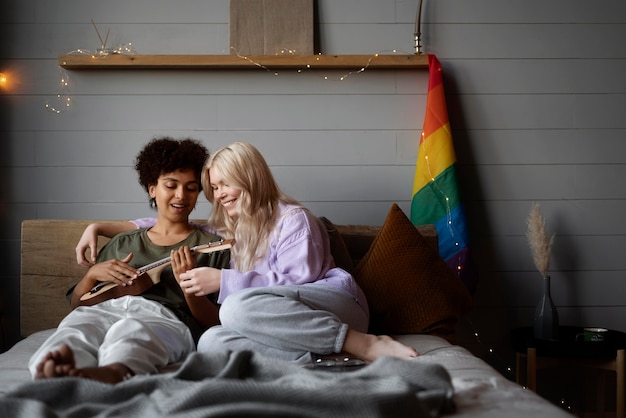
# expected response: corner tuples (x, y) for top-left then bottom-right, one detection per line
(132, 203), (369, 313)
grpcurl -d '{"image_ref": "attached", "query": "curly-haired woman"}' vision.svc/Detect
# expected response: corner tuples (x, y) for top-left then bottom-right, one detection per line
(29, 137), (229, 383)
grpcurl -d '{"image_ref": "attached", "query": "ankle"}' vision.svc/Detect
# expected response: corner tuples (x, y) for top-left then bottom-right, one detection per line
(109, 363), (134, 382)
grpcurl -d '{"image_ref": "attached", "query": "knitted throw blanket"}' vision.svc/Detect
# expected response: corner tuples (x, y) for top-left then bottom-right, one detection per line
(0, 350), (455, 418)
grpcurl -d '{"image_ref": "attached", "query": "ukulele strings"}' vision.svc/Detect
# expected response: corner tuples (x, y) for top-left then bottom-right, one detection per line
(85, 240), (230, 296)
(137, 240), (229, 274)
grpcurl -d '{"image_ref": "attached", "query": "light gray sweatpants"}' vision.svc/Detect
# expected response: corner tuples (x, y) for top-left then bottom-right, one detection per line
(28, 296), (195, 377)
(197, 284), (369, 363)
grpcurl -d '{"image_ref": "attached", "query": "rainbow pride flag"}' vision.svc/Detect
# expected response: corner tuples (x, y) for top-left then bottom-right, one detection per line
(410, 54), (476, 292)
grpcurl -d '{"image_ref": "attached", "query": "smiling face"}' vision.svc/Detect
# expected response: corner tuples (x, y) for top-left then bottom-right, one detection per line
(209, 166), (242, 219)
(149, 168), (201, 223)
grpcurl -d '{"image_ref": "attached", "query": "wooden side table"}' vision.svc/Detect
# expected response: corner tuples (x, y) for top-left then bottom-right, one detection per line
(512, 326), (626, 417)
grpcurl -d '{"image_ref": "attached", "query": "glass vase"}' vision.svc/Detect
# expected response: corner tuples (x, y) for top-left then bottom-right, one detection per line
(533, 275), (559, 340)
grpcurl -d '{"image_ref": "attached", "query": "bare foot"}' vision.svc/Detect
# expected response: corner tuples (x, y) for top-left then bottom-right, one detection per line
(35, 343), (133, 384)
(68, 363), (133, 384)
(342, 330), (419, 363)
(35, 343), (76, 379)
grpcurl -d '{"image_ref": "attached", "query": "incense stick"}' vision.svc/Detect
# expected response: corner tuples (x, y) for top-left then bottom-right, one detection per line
(91, 18), (105, 48)
(103, 28), (110, 49)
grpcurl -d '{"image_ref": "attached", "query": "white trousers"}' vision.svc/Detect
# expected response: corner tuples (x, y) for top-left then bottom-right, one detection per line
(28, 296), (195, 377)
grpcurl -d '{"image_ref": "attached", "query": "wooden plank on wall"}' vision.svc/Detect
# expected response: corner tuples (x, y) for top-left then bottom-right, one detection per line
(230, 0), (314, 55)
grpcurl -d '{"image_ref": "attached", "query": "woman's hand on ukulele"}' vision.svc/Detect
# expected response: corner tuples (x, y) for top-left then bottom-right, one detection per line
(170, 246), (195, 283)
(179, 267), (222, 297)
(85, 253), (138, 286)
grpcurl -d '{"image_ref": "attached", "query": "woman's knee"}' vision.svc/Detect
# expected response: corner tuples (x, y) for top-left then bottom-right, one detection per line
(218, 291), (252, 328)
(219, 287), (290, 328)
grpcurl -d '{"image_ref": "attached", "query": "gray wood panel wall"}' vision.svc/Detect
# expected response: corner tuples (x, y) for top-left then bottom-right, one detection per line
(1, 0), (625, 379)
(424, 1), (626, 371)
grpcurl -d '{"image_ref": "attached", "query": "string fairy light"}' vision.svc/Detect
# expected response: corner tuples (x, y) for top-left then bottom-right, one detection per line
(45, 43), (137, 113)
(419, 129), (465, 277)
(230, 46), (277, 74)
(46, 45), (399, 114)
(44, 17), (141, 113)
(458, 315), (577, 415)
(45, 67), (72, 114)
(65, 42), (138, 58)
(229, 47), (413, 81)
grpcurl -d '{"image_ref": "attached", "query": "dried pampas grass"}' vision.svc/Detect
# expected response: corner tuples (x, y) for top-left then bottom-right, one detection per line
(526, 203), (554, 277)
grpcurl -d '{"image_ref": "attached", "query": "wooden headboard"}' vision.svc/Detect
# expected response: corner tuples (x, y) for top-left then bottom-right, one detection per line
(20, 219), (437, 337)
(20, 220), (112, 336)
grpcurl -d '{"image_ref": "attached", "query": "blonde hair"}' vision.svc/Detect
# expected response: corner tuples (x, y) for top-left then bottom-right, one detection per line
(202, 142), (299, 271)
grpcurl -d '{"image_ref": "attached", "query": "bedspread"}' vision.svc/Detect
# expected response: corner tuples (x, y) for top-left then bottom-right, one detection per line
(1, 348), (454, 418)
(0, 330), (575, 417)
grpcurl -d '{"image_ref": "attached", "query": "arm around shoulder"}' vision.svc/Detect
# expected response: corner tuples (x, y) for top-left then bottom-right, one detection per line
(75, 221), (138, 266)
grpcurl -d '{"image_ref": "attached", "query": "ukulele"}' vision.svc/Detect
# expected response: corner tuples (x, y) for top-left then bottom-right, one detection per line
(78, 239), (234, 307)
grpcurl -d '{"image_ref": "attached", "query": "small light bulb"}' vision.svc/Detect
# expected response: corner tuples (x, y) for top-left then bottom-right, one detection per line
(0, 73), (7, 86)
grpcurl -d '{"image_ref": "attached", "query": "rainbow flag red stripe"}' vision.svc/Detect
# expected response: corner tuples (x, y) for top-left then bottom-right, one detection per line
(411, 54), (476, 292)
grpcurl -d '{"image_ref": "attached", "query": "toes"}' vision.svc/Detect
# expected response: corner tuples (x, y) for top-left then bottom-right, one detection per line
(42, 359), (58, 378)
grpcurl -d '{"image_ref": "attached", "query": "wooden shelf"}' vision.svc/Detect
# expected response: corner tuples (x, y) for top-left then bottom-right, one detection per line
(58, 54), (428, 70)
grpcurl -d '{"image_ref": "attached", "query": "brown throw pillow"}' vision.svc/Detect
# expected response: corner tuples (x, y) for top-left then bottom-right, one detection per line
(319, 216), (353, 272)
(351, 203), (472, 341)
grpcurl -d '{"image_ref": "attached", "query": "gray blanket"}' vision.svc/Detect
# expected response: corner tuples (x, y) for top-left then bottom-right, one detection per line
(0, 350), (455, 417)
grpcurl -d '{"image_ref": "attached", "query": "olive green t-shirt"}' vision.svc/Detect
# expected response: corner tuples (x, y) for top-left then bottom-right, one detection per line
(70, 228), (230, 342)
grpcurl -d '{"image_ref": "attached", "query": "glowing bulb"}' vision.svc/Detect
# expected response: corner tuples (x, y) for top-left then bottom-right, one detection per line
(0, 73), (6, 87)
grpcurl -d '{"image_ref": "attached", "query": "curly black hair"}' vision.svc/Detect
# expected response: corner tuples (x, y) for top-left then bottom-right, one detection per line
(134, 137), (209, 193)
